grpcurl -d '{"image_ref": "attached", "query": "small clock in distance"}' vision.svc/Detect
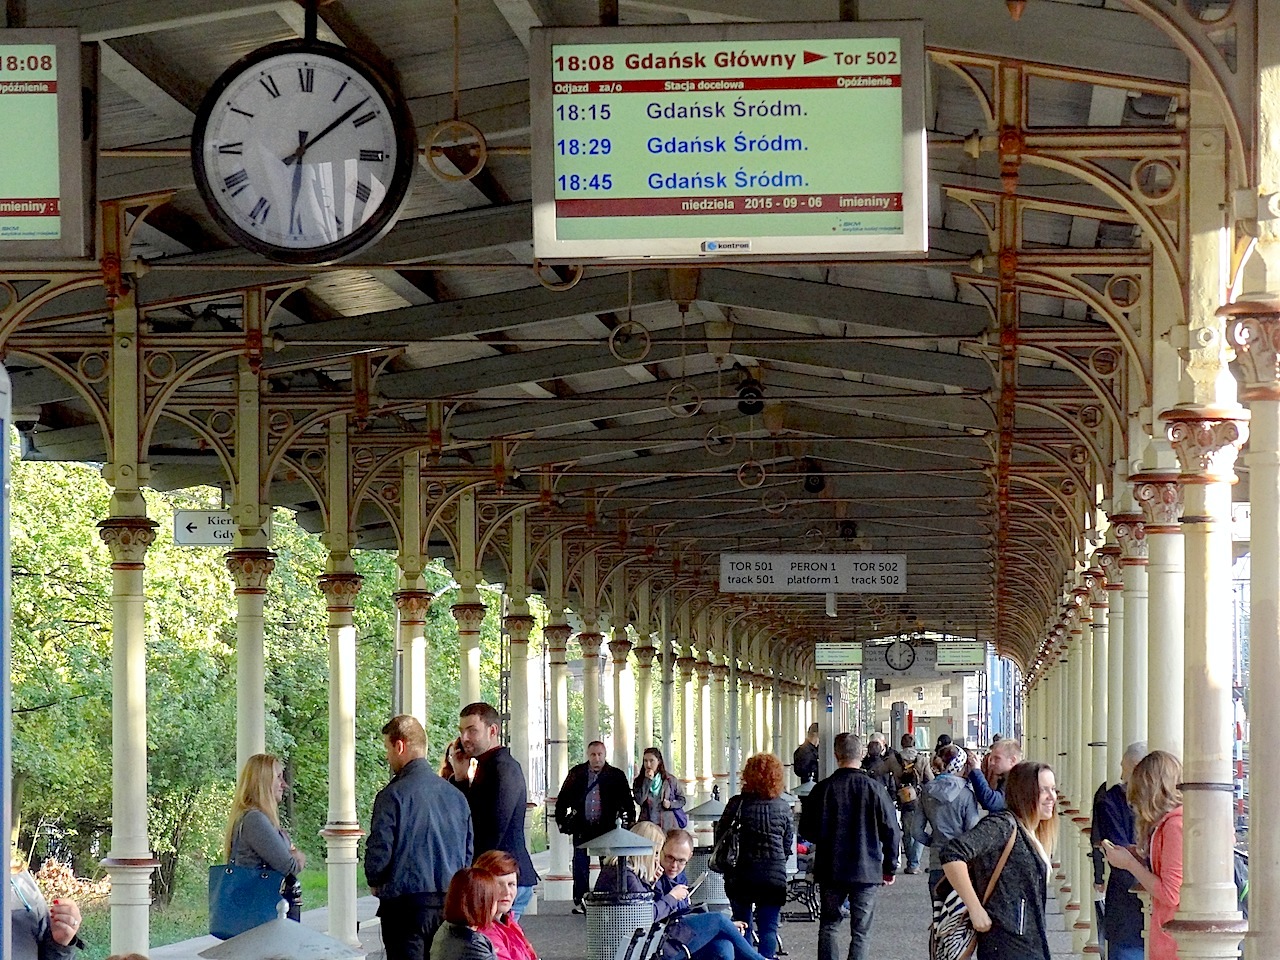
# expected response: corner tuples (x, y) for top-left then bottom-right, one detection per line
(885, 639), (915, 671)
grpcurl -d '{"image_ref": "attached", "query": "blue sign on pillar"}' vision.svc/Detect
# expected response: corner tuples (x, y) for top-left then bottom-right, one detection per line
(826, 694), (834, 713)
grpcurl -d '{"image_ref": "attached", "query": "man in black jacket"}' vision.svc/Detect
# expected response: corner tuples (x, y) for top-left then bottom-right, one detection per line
(448, 702), (540, 918)
(793, 722), (820, 784)
(799, 732), (900, 960)
(367, 714), (474, 960)
(555, 739), (635, 910)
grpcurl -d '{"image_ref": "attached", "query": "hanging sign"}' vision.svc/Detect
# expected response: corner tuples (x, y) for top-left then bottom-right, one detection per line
(815, 641), (863, 669)
(935, 641), (986, 670)
(173, 510), (271, 547)
(719, 552), (906, 593)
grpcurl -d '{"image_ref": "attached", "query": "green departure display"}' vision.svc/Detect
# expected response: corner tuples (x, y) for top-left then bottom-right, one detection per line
(0, 42), (61, 241)
(531, 22), (927, 261)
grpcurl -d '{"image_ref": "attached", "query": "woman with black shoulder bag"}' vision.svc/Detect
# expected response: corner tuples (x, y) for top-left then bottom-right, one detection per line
(939, 761), (1058, 960)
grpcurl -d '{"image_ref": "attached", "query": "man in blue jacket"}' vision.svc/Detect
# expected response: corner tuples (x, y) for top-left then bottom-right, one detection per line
(366, 714), (474, 960)
(799, 732), (900, 960)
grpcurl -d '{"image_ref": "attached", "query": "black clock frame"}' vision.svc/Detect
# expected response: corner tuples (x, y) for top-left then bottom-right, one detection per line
(191, 38), (417, 265)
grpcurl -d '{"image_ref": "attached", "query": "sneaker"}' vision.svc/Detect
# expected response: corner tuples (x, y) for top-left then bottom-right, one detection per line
(905, 866), (921, 875)
(572, 903), (586, 915)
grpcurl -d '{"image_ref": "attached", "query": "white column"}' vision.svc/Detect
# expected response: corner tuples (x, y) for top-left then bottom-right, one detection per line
(635, 642), (657, 760)
(1114, 513), (1150, 747)
(1134, 473), (1185, 757)
(1099, 544), (1126, 784)
(1231, 304), (1280, 959)
(98, 516), (159, 956)
(1162, 407), (1249, 959)
(579, 631), (604, 744)
(543, 623), (574, 900)
(318, 571), (364, 947)
(506, 612), (536, 781)
(226, 548), (274, 769)
(610, 630), (636, 777)
(695, 659), (712, 801)
(394, 590), (432, 726)
(711, 663), (729, 797)
(677, 655), (697, 793)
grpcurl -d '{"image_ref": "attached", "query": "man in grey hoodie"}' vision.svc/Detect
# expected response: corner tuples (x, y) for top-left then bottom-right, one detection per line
(913, 743), (982, 899)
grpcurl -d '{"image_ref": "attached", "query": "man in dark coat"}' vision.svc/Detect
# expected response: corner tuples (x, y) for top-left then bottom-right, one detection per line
(1090, 741), (1147, 960)
(448, 701), (540, 918)
(555, 739), (635, 910)
(367, 714), (474, 960)
(793, 722), (820, 784)
(799, 732), (900, 960)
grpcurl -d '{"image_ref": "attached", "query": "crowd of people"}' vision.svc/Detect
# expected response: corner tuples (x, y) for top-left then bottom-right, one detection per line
(10, 712), (1189, 960)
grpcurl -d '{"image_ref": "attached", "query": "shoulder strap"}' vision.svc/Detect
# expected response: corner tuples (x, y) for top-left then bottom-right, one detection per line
(980, 818), (1019, 905)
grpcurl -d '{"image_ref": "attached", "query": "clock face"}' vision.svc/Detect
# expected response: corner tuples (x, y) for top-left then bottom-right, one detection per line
(885, 640), (915, 671)
(192, 40), (416, 264)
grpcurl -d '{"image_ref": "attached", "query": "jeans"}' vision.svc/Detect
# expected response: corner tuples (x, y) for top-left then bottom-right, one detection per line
(927, 870), (945, 903)
(511, 885), (534, 920)
(573, 848), (603, 903)
(818, 883), (879, 960)
(729, 899), (783, 959)
(900, 808), (922, 870)
(681, 911), (770, 960)
(1107, 943), (1144, 960)
(377, 897), (444, 960)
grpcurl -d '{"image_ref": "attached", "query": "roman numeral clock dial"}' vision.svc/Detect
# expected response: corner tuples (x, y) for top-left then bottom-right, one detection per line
(192, 39), (416, 264)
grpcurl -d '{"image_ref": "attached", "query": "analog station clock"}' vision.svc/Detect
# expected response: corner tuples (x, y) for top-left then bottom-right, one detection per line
(191, 39), (417, 264)
(885, 639), (916, 671)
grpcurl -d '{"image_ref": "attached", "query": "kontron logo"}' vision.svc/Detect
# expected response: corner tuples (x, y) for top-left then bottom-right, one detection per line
(701, 240), (752, 252)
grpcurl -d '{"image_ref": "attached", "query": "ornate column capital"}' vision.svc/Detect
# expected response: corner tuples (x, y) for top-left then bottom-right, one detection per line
(1222, 297), (1280, 400)
(1131, 471), (1183, 530)
(1096, 544), (1123, 588)
(634, 644), (658, 669)
(225, 548), (276, 593)
(451, 601), (488, 632)
(1160, 404), (1249, 486)
(318, 572), (364, 610)
(711, 663), (729, 682)
(577, 630), (605, 659)
(1085, 567), (1108, 608)
(504, 613), (536, 644)
(97, 516), (158, 567)
(545, 623), (571, 664)
(694, 659), (712, 682)
(1110, 513), (1148, 564)
(608, 636), (633, 663)
(393, 589), (434, 624)
(675, 655), (697, 678)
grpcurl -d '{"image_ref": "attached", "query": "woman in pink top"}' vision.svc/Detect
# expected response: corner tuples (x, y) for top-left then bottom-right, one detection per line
(475, 850), (538, 960)
(1103, 751), (1184, 960)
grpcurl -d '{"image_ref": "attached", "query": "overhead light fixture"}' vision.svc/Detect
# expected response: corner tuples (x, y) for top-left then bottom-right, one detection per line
(733, 363), (764, 415)
(801, 458), (826, 494)
(839, 519), (858, 540)
(1006, 0), (1026, 19)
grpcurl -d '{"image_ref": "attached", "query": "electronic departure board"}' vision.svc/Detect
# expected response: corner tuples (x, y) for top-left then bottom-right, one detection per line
(0, 29), (91, 259)
(530, 21), (927, 262)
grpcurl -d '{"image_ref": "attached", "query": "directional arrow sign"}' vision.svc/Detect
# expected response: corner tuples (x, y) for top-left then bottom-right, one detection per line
(173, 510), (271, 547)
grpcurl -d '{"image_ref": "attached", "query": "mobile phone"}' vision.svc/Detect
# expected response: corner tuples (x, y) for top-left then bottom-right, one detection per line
(1101, 839), (1115, 849)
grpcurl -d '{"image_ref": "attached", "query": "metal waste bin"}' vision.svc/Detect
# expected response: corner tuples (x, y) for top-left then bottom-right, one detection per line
(689, 845), (729, 912)
(583, 891), (655, 960)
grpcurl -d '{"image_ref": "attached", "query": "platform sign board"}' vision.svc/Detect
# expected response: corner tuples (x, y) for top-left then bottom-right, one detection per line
(935, 641), (987, 670)
(0, 29), (92, 259)
(720, 552), (906, 593)
(815, 641), (863, 670)
(174, 510), (270, 546)
(530, 20), (927, 262)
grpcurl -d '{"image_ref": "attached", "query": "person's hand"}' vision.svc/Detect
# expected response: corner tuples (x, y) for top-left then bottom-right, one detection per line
(733, 920), (748, 934)
(662, 798), (671, 809)
(449, 742), (472, 780)
(1094, 882), (1104, 893)
(669, 884), (690, 901)
(970, 903), (992, 932)
(1102, 839), (1138, 872)
(48, 899), (82, 946)
(292, 845), (307, 871)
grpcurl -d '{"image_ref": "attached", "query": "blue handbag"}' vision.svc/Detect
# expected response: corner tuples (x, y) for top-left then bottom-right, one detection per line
(208, 862), (286, 939)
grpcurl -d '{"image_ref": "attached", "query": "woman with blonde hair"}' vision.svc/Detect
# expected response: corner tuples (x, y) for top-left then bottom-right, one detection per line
(594, 820), (666, 892)
(223, 753), (305, 921)
(941, 761), (1059, 959)
(1103, 750), (1183, 960)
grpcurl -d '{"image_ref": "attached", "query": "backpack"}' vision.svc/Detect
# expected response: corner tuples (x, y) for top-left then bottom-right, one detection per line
(897, 758), (920, 806)
(867, 758), (896, 798)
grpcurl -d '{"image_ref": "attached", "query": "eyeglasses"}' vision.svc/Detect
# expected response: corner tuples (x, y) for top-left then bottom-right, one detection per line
(662, 853), (690, 866)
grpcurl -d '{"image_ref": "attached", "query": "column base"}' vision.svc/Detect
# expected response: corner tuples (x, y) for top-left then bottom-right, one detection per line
(322, 824), (365, 948)
(541, 875), (575, 901)
(1164, 917), (1246, 960)
(102, 856), (158, 956)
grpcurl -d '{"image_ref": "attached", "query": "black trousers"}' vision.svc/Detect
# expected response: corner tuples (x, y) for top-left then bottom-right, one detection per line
(378, 895), (445, 960)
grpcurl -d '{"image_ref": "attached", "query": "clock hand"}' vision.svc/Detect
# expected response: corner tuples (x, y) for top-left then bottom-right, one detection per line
(283, 96), (370, 165)
(288, 130), (307, 236)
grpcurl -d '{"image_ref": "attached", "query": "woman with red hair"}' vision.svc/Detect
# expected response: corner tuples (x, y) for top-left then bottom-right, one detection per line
(718, 753), (794, 959)
(429, 867), (501, 960)
(474, 851), (538, 960)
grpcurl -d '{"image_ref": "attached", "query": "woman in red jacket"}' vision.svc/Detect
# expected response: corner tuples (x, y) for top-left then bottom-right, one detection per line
(1103, 750), (1184, 960)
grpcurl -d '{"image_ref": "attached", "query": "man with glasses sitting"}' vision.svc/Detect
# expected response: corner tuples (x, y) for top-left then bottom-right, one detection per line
(652, 830), (769, 960)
